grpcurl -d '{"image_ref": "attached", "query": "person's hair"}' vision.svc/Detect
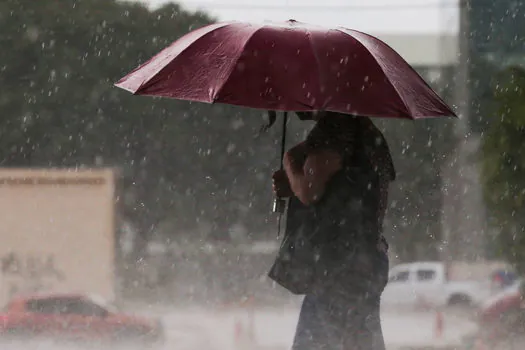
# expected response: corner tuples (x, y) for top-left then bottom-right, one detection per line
(305, 112), (357, 153)
(306, 113), (396, 181)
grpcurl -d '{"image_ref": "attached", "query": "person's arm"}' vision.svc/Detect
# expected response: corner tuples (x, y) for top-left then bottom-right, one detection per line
(283, 147), (342, 205)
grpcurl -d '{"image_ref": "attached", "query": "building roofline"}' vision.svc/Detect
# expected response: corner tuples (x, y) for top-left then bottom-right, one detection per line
(370, 33), (458, 66)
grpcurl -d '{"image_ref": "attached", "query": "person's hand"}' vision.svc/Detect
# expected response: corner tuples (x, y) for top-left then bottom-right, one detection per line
(272, 169), (293, 198)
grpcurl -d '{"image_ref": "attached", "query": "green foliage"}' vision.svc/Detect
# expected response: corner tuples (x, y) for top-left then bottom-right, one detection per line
(482, 66), (525, 272)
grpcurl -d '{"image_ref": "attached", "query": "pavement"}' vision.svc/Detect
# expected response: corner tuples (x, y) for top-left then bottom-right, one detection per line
(126, 303), (477, 350)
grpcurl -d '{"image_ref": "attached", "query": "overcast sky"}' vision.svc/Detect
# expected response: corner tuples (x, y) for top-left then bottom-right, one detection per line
(134, 0), (459, 34)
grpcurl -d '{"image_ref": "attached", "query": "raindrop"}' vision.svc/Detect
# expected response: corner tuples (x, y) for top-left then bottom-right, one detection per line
(231, 119), (244, 130)
(226, 143), (236, 154)
(26, 26), (39, 41)
(236, 62), (246, 72)
(49, 70), (57, 82)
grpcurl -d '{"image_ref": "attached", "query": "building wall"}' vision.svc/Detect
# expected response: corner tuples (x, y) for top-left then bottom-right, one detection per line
(373, 33), (458, 67)
(0, 168), (116, 305)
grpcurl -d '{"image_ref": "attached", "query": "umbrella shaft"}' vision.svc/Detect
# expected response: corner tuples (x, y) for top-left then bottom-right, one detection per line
(273, 111), (288, 215)
(279, 112), (288, 170)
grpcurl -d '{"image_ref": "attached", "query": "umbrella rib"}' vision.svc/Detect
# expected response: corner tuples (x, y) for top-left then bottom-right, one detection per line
(118, 22), (234, 94)
(305, 30), (325, 109)
(211, 27), (263, 103)
(350, 29), (454, 118)
(335, 28), (411, 117)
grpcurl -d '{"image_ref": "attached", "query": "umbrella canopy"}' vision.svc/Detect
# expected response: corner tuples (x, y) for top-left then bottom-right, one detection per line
(115, 20), (456, 120)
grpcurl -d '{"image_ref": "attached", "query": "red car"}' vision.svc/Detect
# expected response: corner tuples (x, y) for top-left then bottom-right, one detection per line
(0, 293), (164, 345)
(468, 279), (525, 349)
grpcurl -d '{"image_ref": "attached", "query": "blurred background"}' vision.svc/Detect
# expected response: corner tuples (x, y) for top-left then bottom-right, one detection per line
(1, 1), (525, 349)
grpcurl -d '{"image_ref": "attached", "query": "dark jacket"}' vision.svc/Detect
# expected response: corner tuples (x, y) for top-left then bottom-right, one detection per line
(268, 115), (395, 296)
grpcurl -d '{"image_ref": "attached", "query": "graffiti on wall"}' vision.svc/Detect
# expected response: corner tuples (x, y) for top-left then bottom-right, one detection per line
(1, 252), (65, 297)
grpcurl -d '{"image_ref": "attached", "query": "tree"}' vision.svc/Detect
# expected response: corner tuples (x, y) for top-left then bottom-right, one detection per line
(482, 66), (525, 272)
(0, 0), (217, 256)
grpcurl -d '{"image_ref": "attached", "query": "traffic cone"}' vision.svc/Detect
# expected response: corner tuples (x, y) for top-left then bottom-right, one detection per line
(234, 318), (251, 349)
(473, 337), (489, 350)
(234, 319), (243, 342)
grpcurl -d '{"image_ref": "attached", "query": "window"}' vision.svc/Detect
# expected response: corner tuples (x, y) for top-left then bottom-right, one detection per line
(25, 297), (108, 317)
(416, 269), (436, 281)
(65, 299), (108, 317)
(388, 271), (409, 283)
(25, 298), (71, 314)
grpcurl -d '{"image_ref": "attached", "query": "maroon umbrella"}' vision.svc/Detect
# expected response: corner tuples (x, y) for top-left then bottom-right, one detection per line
(115, 20), (456, 119)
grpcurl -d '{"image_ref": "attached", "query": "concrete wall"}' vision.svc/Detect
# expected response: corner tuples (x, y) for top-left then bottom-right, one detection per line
(373, 33), (458, 66)
(0, 168), (116, 305)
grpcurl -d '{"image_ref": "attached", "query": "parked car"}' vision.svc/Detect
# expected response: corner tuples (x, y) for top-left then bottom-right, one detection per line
(463, 279), (525, 350)
(0, 293), (164, 345)
(381, 261), (502, 308)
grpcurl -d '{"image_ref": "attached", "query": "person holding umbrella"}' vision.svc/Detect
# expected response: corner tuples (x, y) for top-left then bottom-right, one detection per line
(271, 111), (395, 350)
(115, 18), (457, 350)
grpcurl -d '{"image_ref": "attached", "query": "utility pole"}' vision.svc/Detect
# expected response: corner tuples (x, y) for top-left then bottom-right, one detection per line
(441, 0), (487, 262)
(437, 0), (453, 266)
(455, 0), (470, 138)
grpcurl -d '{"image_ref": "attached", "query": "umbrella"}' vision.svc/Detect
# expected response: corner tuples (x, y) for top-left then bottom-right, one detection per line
(115, 20), (456, 120)
(115, 20), (457, 229)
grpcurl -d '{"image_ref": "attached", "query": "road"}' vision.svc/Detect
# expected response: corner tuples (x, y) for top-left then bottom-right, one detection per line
(0, 305), (477, 350)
